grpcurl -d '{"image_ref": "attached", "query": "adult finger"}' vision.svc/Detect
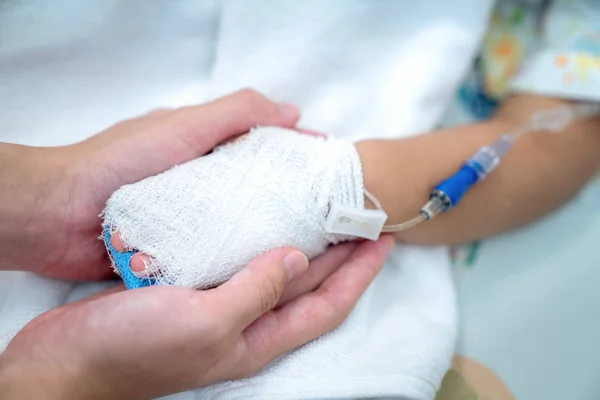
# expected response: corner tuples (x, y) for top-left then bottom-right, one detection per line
(171, 89), (300, 155)
(207, 248), (309, 331)
(277, 242), (357, 307)
(241, 235), (394, 371)
(55, 283), (126, 312)
(145, 108), (174, 119)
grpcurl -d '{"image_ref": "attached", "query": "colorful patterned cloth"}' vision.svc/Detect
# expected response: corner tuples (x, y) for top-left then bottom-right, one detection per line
(459, 0), (600, 120)
(439, 1), (600, 398)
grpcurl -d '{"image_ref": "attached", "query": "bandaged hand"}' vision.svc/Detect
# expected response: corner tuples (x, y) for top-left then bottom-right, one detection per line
(104, 126), (371, 289)
(0, 90), (299, 280)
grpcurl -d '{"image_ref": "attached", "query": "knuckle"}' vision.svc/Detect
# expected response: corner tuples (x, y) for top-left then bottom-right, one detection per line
(238, 361), (262, 380)
(236, 88), (266, 104)
(111, 118), (137, 132)
(258, 275), (284, 314)
(318, 293), (349, 329)
(229, 347), (263, 381)
(233, 369), (252, 381)
(329, 309), (349, 329)
(293, 297), (346, 335)
(235, 89), (278, 117)
(146, 108), (173, 118)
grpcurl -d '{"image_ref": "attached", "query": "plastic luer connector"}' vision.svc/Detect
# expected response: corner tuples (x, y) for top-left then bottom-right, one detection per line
(431, 134), (514, 209)
(432, 165), (479, 209)
(387, 102), (600, 234)
(467, 134), (514, 179)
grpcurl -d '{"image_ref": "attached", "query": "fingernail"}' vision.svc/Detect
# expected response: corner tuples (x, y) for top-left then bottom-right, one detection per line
(131, 254), (153, 278)
(131, 268), (148, 278)
(278, 102), (299, 118)
(283, 251), (309, 282)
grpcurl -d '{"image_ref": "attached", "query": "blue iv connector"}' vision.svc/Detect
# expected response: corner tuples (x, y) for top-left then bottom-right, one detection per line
(422, 134), (514, 219)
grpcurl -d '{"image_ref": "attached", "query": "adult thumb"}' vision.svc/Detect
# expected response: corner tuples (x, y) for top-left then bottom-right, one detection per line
(209, 248), (309, 330)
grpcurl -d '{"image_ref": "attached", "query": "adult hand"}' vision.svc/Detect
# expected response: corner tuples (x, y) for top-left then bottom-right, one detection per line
(0, 90), (299, 280)
(0, 236), (394, 400)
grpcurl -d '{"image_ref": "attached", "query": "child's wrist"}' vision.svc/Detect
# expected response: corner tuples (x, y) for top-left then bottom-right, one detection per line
(354, 139), (427, 226)
(353, 122), (510, 228)
(354, 139), (380, 210)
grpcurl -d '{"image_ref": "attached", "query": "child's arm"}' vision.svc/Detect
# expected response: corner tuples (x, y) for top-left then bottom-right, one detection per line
(356, 94), (600, 245)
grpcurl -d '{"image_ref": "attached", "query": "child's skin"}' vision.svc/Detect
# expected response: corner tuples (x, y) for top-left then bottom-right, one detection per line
(357, 94), (600, 244)
(114, 93), (600, 275)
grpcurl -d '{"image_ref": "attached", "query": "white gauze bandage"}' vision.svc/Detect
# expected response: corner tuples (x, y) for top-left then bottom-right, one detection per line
(102, 127), (368, 289)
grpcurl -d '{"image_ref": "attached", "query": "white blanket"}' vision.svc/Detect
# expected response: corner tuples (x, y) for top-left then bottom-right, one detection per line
(0, 1), (493, 399)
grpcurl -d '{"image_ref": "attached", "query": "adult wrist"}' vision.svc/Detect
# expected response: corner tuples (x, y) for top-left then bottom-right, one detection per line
(0, 356), (80, 400)
(0, 143), (70, 271)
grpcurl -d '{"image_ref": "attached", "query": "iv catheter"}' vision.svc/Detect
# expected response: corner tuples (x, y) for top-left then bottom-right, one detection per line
(380, 102), (600, 233)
